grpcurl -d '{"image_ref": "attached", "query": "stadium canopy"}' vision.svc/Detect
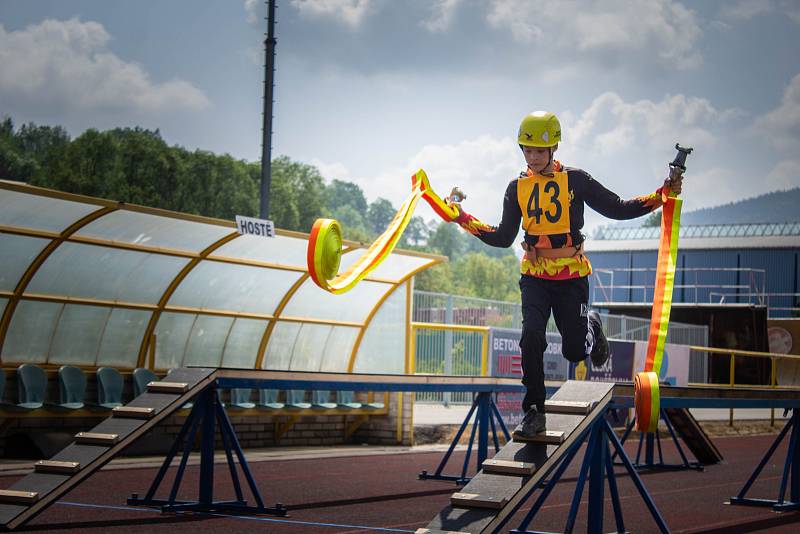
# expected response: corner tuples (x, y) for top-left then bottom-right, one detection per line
(0, 180), (444, 375)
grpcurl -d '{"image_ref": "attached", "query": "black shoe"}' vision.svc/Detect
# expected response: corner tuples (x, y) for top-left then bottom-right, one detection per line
(588, 310), (609, 367)
(512, 408), (546, 441)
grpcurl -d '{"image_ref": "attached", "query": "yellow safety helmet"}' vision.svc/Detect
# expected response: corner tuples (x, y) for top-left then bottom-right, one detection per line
(518, 111), (561, 148)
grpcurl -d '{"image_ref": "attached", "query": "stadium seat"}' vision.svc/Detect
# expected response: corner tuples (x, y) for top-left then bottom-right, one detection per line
(17, 364), (47, 409)
(312, 390), (337, 409)
(257, 389), (284, 409)
(132, 368), (158, 397)
(96, 367), (124, 409)
(335, 390), (363, 409)
(56, 365), (87, 409)
(285, 389), (311, 409)
(362, 392), (385, 410)
(228, 388), (255, 409)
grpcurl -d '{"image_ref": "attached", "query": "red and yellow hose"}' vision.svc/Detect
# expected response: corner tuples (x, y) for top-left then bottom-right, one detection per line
(307, 169), (458, 294)
(635, 193), (682, 432)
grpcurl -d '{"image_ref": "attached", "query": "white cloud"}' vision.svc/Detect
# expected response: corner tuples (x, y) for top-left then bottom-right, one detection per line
(486, 0), (702, 69)
(752, 73), (800, 152)
(566, 91), (734, 158)
(311, 158), (352, 182)
(421, 0), (462, 33)
(764, 159), (800, 190)
(719, 0), (775, 21)
(289, 0), (375, 28)
(245, 0), (261, 24)
(0, 18), (209, 113)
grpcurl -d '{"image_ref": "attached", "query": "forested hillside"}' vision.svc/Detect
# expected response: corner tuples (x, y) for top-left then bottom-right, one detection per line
(0, 117), (519, 301)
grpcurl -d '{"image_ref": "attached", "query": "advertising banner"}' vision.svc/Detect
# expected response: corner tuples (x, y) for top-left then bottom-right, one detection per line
(632, 341), (690, 386)
(490, 327), (568, 427)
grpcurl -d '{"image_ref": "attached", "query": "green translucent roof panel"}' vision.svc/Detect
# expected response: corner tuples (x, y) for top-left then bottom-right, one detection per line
(27, 243), (189, 304)
(1, 300), (62, 364)
(183, 315), (235, 367)
(75, 210), (234, 253)
(320, 326), (359, 372)
(153, 312), (195, 370)
(364, 253), (435, 283)
(354, 281), (407, 374)
(96, 308), (152, 368)
(0, 298), (7, 320)
(262, 321), (300, 370)
(0, 234), (49, 292)
(210, 234), (308, 268)
(48, 304), (111, 365)
(220, 318), (267, 369)
(283, 278), (390, 323)
(289, 323), (333, 371)
(0, 188), (99, 233)
(169, 261), (302, 315)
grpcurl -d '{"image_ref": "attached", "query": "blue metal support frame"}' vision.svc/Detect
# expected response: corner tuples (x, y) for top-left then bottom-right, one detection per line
(729, 409), (799, 512)
(612, 409), (702, 471)
(418, 392), (510, 484)
(128, 386), (287, 516)
(510, 415), (669, 534)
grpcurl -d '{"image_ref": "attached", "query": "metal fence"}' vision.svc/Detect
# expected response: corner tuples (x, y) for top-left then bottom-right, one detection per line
(412, 290), (710, 404)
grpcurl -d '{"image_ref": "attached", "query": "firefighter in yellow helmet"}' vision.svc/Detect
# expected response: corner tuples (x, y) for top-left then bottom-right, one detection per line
(447, 111), (682, 441)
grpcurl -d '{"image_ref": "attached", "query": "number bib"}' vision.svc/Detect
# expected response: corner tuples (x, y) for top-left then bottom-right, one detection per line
(517, 171), (571, 236)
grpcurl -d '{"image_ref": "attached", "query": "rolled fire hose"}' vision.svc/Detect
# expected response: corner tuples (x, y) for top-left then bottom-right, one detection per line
(307, 169), (459, 294)
(634, 144), (691, 432)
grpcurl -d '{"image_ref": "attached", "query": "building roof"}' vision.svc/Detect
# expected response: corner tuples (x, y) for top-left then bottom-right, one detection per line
(588, 222), (800, 251)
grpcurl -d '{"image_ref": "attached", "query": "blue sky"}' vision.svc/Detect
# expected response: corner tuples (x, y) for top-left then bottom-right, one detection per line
(2, 0), (799, 234)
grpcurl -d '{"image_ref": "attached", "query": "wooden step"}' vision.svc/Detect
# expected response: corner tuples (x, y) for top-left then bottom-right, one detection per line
(112, 406), (155, 419)
(146, 381), (189, 394)
(512, 430), (565, 444)
(33, 460), (81, 474)
(0, 490), (39, 505)
(545, 400), (592, 415)
(451, 491), (508, 510)
(74, 432), (119, 446)
(481, 458), (536, 476)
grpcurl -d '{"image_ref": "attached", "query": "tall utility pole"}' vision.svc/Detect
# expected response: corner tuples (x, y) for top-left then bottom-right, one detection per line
(260, 0), (277, 219)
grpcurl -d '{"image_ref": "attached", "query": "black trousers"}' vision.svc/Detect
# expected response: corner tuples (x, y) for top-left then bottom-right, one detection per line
(519, 274), (590, 413)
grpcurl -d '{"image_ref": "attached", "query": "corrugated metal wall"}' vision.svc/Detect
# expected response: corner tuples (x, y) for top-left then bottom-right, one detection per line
(589, 247), (799, 317)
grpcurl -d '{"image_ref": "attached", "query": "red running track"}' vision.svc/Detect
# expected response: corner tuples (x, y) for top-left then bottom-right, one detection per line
(2, 433), (798, 533)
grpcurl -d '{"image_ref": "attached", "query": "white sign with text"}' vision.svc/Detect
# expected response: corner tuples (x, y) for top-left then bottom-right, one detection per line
(235, 215), (275, 238)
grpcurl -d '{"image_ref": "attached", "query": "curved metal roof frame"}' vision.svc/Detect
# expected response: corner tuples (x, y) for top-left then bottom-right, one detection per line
(0, 180), (446, 371)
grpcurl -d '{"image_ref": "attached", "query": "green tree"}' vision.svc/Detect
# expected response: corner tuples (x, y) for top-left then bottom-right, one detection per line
(325, 179), (368, 214)
(269, 155), (326, 232)
(428, 221), (466, 260)
(452, 253), (518, 301)
(367, 197), (395, 234)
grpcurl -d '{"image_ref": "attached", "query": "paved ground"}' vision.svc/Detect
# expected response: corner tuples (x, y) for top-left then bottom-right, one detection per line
(2, 432), (798, 533)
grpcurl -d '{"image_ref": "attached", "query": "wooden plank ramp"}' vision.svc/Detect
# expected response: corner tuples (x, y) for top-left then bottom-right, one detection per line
(0, 367), (216, 531)
(422, 380), (614, 534)
(664, 407), (723, 465)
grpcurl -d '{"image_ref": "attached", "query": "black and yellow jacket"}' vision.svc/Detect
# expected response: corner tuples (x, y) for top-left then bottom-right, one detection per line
(454, 161), (666, 280)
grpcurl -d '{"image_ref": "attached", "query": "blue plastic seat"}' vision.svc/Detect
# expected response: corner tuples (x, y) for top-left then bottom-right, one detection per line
(362, 392), (385, 410)
(312, 390), (337, 409)
(96, 367), (124, 409)
(56, 365), (87, 409)
(257, 389), (284, 409)
(285, 390), (311, 409)
(229, 388), (255, 409)
(133, 368), (158, 397)
(17, 364), (47, 409)
(336, 390), (363, 409)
